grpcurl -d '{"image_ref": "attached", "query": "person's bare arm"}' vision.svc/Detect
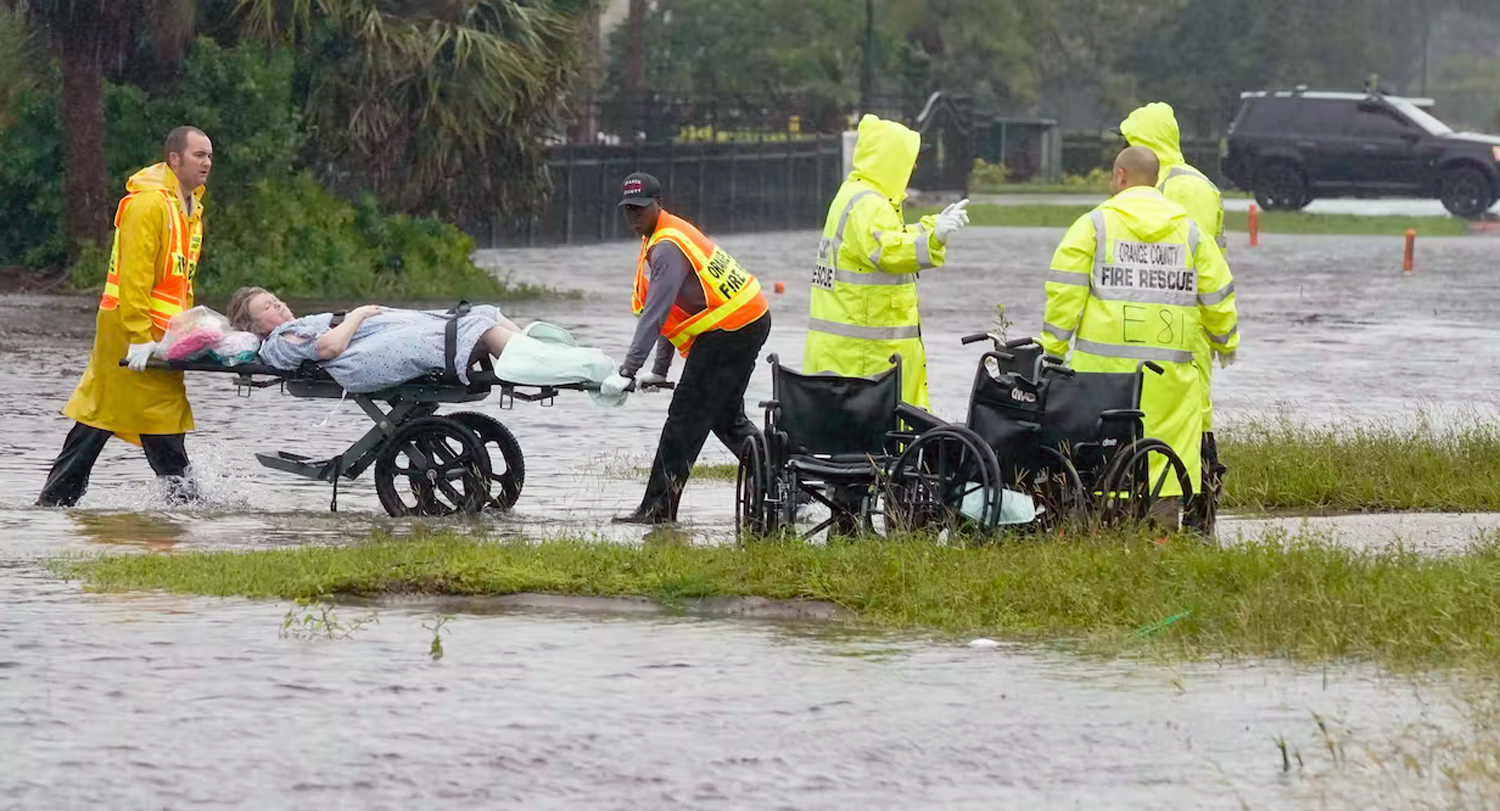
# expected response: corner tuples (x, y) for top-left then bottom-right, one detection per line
(315, 305), (381, 360)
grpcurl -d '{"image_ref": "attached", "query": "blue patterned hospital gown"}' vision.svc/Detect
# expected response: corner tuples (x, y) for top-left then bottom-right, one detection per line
(258, 305), (503, 393)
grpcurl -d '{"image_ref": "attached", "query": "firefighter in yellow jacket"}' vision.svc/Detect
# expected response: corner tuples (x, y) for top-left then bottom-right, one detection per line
(1040, 146), (1238, 525)
(36, 126), (212, 507)
(803, 114), (969, 409)
(1119, 101), (1232, 528)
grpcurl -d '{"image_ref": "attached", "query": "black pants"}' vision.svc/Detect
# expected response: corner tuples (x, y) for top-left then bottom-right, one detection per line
(36, 422), (195, 507)
(1182, 431), (1226, 533)
(638, 314), (771, 519)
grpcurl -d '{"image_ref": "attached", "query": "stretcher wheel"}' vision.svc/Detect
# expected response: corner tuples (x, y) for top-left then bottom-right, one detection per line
(448, 411), (525, 512)
(886, 425), (1002, 538)
(735, 433), (777, 538)
(1097, 438), (1193, 527)
(374, 416), (492, 517)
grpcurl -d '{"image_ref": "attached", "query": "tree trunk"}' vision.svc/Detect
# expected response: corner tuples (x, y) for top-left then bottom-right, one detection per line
(57, 36), (113, 262)
(623, 0), (646, 133)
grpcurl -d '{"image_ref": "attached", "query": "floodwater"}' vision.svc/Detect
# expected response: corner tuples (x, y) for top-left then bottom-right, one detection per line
(3, 227), (1500, 807)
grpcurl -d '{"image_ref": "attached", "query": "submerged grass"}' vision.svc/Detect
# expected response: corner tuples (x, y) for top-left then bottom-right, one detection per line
(1219, 412), (1500, 513)
(910, 203), (1469, 236)
(59, 528), (1500, 669)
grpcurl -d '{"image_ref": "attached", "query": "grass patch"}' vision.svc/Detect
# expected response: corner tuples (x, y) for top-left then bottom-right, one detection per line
(1219, 414), (1500, 513)
(58, 529), (1500, 669)
(1222, 209), (1469, 237)
(911, 204), (1469, 236)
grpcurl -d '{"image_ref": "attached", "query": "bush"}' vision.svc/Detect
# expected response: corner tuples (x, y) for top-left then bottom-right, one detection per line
(968, 158), (1011, 192)
(1062, 167), (1111, 189)
(5, 37), (519, 304)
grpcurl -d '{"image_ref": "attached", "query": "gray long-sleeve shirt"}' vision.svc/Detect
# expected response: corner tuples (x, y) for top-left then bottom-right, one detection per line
(622, 240), (708, 377)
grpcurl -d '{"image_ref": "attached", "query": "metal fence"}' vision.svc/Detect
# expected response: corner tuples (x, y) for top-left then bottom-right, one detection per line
(474, 93), (984, 248)
(481, 136), (846, 248)
(1060, 134), (1226, 185)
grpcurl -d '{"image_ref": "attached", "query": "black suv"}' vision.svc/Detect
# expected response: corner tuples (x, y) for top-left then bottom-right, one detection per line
(1221, 89), (1500, 218)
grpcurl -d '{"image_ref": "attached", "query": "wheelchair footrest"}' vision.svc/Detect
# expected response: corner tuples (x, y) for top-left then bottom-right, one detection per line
(255, 451), (341, 482)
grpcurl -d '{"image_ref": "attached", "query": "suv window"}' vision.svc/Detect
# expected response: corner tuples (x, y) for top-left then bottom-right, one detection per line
(1235, 98), (1298, 133)
(1353, 106), (1415, 139)
(1291, 100), (1355, 135)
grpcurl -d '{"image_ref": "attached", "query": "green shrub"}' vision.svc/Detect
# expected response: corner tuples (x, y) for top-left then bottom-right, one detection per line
(968, 158), (1010, 192)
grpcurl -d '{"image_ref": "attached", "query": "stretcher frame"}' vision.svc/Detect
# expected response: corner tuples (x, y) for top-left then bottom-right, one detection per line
(127, 357), (600, 515)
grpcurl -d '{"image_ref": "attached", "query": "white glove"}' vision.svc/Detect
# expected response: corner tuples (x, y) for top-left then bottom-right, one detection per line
(933, 198), (970, 243)
(126, 341), (158, 372)
(600, 372), (633, 397)
(637, 370), (668, 390)
(1217, 350), (1237, 370)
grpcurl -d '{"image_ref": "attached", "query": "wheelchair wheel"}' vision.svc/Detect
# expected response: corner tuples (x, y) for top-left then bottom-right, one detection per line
(1097, 438), (1193, 527)
(448, 411), (525, 512)
(374, 416), (492, 517)
(887, 426), (1002, 537)
(1030, 446), (1087, 529)
(735, 433), (778, 538)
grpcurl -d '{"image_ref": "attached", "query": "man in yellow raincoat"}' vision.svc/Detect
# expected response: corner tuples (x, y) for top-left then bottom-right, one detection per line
(1118, 101), (1233, 529)
(803, 114), (969, 409)
(1040, 146), (1238, 528)
(36, 126), (212, 507)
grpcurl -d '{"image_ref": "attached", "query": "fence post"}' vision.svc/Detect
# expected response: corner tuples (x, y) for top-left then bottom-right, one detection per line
(564, 146), (575, 244)
(599, 152), (611, 241)
(757, 135), (767, 231)
(729, 139), (738, 232)
(697, 143), (707, 231)
(813, 133), (823, 225)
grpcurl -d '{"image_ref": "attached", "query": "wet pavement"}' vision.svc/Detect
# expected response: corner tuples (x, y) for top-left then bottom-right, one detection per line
(3, 227), (1500, 807)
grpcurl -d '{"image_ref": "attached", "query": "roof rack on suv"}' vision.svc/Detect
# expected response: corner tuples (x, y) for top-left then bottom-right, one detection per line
(1237, 89), (1434, 107)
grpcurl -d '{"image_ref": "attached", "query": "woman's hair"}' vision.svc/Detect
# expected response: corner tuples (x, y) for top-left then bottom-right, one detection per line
(226, 286), (270, 336)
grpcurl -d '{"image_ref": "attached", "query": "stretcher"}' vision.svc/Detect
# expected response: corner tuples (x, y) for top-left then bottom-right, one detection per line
(122, 356), (659, 517)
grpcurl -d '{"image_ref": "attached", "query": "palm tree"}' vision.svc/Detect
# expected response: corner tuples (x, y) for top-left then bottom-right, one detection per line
(235, 0), (595, 224)
(3, 0), (197, 257)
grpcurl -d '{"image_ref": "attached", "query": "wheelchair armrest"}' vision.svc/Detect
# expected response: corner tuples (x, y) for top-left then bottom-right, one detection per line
(896, 402), (948, 434)
(1098, 409), (1145, 423)
(759, 399), (782, 429)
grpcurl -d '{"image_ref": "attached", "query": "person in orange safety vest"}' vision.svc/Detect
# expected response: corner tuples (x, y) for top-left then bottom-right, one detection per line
(37, 126), (212, 507)
(601, 172), (772, 524)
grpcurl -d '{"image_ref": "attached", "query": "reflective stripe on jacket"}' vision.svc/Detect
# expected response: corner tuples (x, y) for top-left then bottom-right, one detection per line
(64, 163), (203, 440)
(632, 211), (767, 356)
(803, 114), (944, 409)
(1121, 102), (1233, 429)
(99, 164), (202, 334)
(1040, 186), (1238, 494)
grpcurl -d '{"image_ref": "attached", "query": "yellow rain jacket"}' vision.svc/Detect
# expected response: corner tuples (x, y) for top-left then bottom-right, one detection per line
(804, 114), (946, 409)
(1120, 102), (1230, 431)
(63, 163), (204, 443)
(1040, 186), (1238, 495)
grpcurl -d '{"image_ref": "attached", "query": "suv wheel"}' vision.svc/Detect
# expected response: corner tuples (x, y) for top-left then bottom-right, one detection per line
(1439, 166), (1495, 219)
(1254, 163), (1308, 211)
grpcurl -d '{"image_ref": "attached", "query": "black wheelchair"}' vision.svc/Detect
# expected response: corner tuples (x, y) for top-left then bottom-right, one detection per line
(735, 354), (1001, 539)
(897, 333), (1195, 531)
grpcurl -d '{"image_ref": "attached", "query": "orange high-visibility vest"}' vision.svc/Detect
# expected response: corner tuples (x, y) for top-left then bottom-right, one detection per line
(632, 211), (768, 355)
(100, 189), (201, 331)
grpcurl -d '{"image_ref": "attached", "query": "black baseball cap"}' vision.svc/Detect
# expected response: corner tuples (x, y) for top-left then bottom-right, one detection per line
(618, 172), (662, 207)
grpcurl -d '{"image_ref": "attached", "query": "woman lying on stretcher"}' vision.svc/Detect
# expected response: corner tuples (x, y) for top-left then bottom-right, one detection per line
(225, 286), (619, 395)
